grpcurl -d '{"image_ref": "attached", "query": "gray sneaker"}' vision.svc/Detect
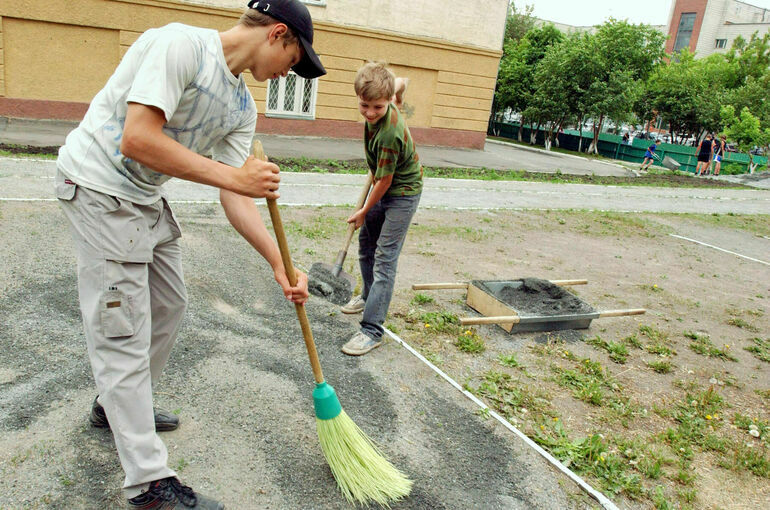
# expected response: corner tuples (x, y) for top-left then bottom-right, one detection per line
(341, 295), (365, 314)
(342, 332), (382, 356)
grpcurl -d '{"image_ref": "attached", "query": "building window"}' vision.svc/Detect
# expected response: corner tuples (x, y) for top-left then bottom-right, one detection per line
(673, 13), (697, 53)
(266, 72), (318, 119)
(715, 38), (727, 49)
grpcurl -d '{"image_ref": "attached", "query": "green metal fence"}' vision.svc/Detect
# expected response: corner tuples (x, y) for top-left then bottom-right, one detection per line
(489, 122), (767, 174)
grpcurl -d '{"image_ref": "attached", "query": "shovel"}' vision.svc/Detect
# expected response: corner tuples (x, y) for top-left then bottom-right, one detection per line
(308, 173), (373, 305)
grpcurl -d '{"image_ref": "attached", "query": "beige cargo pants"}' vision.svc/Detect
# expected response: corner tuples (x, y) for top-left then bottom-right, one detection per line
(56, 169), (185, 497)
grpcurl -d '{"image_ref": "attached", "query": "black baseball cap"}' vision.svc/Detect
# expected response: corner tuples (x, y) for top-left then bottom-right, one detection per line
(247, 0), (326, 79)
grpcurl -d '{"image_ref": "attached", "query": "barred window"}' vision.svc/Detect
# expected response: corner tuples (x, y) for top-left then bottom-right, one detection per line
(265, 72), (318, 119)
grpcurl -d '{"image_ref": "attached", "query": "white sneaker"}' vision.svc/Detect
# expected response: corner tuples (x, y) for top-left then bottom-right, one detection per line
(341, 332), (382, 356)
(341, 295), (365, 314)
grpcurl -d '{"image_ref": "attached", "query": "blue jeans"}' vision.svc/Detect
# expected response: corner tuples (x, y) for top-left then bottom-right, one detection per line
(359, 193), (421, 340)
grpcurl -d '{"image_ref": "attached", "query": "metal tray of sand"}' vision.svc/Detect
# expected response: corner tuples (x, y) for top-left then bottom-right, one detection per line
(412, 278), (645, 333)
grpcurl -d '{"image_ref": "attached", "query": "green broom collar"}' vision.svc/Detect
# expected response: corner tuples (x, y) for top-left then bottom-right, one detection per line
(313, 381), (342, 420)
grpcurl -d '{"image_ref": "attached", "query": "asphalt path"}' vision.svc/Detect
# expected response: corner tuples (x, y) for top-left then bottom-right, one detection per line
(2, 157), (769, 214)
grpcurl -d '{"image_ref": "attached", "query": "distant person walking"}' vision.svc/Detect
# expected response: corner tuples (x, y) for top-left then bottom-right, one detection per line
(640, 139), (659, 171)
(712, 135), (726, 176)
(695, 134), (714, 176)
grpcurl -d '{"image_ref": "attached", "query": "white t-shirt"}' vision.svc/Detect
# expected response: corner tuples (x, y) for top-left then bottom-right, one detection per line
(57, 23), (257, 204)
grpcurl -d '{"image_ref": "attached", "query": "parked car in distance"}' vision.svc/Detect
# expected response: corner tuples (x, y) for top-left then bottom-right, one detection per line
(750, 146), (765, 156)
(725, 143), (738, 152)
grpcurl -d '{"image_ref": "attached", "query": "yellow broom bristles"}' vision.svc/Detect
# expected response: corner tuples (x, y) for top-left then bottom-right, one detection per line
(317, 409), (412, 506)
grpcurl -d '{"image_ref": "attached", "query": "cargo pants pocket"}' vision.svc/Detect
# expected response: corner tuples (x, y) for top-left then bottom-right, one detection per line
(100, 289), (134, 338)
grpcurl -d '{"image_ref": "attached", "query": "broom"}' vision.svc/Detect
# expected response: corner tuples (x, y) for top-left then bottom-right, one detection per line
(253, 141), (412, 505)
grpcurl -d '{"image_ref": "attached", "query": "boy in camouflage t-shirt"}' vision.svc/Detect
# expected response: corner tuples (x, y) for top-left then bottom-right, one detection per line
(341, 62), (422, 356)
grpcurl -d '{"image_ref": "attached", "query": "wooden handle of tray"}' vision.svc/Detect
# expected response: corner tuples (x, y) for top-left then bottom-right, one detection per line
(412, 283), (470, 290)
(254, 140), (325, 384)
(460, 315), (521, 326)
(598, 309), (646, 318)
(412, 279), (587, 291)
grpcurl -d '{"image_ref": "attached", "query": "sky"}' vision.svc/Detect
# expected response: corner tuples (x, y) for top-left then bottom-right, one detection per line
(527, 0), (770, 28)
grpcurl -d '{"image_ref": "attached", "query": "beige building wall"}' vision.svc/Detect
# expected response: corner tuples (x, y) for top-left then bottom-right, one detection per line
(180, 0), (509, 52)
(0, 0), (503, 148)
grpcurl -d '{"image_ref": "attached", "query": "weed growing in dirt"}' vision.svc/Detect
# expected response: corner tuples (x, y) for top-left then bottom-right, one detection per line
(727, 317), (759, 331)
(587, 335), (629, 363)
(417, 311), (460, 334)
(411, 293), (435, 305)
(454, 330), (486, 353)
(498, 353), (519, 368)
(684, 331), (738, 361)
(466, 370), (552, 420)
(534, 419), (644, 499)
(623, 333), (643, 349)
(733, 414), (769, 443)
(647, 360), (674, 374)
(640, 325), (676, 357)
(744, 337), (770, 362)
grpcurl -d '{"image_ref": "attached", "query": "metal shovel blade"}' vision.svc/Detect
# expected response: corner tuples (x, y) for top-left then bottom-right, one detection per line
(308, 261), (356, 305)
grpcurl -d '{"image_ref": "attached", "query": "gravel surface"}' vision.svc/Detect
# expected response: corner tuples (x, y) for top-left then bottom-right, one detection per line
(0, 201), (587, 509)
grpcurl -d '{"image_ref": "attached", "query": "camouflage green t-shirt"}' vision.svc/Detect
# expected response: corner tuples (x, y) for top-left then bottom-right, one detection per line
(364, 103), (423, 196)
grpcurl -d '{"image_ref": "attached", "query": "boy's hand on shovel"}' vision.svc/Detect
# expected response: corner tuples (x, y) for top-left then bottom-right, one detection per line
(274, 268), (309, 305)
(346, 209), (366, 229)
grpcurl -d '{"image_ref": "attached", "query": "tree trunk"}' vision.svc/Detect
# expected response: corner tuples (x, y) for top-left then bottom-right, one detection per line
(517, 120), (524, 142)
(578, 116), (584, 153)
(588, 115), (604, 154)
(530, 122), (540, 145)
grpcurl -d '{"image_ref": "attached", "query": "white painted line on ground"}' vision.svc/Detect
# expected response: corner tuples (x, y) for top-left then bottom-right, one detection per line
(383, 327), (619, 510)
(669, 234), (770, 266)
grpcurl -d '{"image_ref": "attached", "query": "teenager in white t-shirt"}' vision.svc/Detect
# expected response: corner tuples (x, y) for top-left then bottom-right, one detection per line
(55, 1), (325, 508)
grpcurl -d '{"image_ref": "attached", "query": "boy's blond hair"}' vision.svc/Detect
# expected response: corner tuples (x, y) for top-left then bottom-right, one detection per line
(354, 62), (395, 102)
(239, 8), (299, 47)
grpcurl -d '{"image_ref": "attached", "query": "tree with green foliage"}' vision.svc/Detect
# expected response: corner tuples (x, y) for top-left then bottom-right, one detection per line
(494, 23), (563, 141)
(721, 105), (770, 173)
(645, 50), (707, 142)
(585, 19), (666, 153)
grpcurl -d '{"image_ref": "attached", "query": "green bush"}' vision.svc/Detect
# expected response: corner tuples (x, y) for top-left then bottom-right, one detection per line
(720, 163), (747, 175)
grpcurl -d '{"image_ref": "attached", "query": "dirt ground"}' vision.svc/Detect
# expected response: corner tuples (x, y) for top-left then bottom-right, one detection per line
(1, 198), (768, 510)
(284, 205), (770, 509)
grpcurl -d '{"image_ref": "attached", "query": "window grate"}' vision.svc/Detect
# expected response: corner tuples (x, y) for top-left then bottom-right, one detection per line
(266, 71), (318, 119)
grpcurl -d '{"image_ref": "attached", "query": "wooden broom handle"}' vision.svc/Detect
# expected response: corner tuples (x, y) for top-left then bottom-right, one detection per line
(253, 141), (325, 384)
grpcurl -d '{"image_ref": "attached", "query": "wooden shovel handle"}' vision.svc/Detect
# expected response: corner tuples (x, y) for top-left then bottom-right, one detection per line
(254, 140), (325, 384)
(342, 173), (374, 248)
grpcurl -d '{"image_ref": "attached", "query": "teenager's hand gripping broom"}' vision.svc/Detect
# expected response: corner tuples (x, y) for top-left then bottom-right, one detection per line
(253, 141), (412, 506)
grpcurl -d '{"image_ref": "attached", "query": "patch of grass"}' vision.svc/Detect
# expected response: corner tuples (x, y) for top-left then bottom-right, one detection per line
(623, 333), (643, 349)
(733, 414), (770, 443)
(534, 420), (644, 499)
(454, 330), (486, 354)
(726, 316), (759, 332)
(718, 443), (770, 478)
(411, 293), (435, 305)
(285, 215), (343, 240)
(414, 311), (460, 334)
(744, 337), (770, 362)
(647, 360), (674, 374)
(172, 457), (189, 472)
(498, 353), (520, 368)
(587, 335), (629, 363)
(466, 370), (551, 419)
(553, 358), (620, 406)
(685, 331), (738, 361)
